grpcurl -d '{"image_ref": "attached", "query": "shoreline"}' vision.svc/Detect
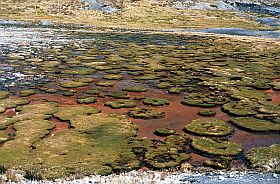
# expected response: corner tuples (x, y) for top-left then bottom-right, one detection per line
(1, 19), (280, 44)
(1, 169), (279, 183)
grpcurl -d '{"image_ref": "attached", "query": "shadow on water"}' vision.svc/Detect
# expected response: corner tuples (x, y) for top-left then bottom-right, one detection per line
(200, 28), (280, 39)
(235, 2), (280, 16)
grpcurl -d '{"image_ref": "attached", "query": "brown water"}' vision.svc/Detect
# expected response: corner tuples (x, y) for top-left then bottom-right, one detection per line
(48, 117), (69, 138)
(25, 83), (280, 153)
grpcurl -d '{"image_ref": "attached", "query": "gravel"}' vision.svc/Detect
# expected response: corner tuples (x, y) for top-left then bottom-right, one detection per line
(3, 170), (279, 184)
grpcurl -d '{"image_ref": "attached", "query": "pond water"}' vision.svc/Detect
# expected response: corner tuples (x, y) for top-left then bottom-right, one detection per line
(0, 22), (279, 175)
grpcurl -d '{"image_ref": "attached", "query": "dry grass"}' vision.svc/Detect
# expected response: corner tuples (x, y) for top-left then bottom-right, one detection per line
(0, 0), (269, 30)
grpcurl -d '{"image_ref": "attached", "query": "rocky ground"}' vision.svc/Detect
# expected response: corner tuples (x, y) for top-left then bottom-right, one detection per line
(1, 170), (280, 183)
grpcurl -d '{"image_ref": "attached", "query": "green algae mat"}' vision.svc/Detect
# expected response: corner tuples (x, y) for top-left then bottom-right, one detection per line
(0, 26), (279, 179)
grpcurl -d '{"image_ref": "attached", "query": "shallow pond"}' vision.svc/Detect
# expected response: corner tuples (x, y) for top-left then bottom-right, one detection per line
(0, 22), (279, 179)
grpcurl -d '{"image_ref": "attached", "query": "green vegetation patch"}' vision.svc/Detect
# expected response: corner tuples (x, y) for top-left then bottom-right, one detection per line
(76, 97), (97, 104)
(168, 88), (182, 94)
(134, 135), (191, 169)
(246, 144), (280, 172)
(203, 157), (231, 170)
(143, 98), (170, 106)
(230, 88), (271, 101)
(60, 81), (88, 88)
(61, 68), (95, 75)
(191, 137), (243, 156)
(154, 128), (176, 136)
(122, 86), (148, 92)
(185, 118), (233, 136)
(96, 81), (115, 87)
(0, 131), (9, 143)
(86, 89), (101, 95)
(229, 117), (280, 132)
(222, 100), (259, 116)
(182, 93), (229, 107)
(107, 92), (129, 99)
(0, 111), (139, 179)
(53, 106), (101, 121)
(19, 89), (36, 97)
(271, 82), (280, 91)
(74, 78), (95, 83)
(103, 74), (124, 80)
(155, 82), (171, 89)
(105, 99), (137, 109)
(128, 108), (165, 119)
(0, 98), (30, 111)
(197, 109), (216, 117)
(0, 91), (9, 100)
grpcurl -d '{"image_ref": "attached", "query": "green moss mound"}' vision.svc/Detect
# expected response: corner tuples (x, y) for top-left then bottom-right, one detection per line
(222, 100), (258, 116)
(0, 98), (30, 111)
(0, 107), (140, 179)
(19, 89), (36, 97)
(107, 92), (129, 99)
(203, 158), (231, 170)
(128, 108), (165, 119)
(105, 100), (137, 109)
(155, 82), (171, 89)
(74, 78), (95, 83)
(122, 86), (148, 92)
(76, 97), (97, 104)
(246, 144), (280, 172)
(252, 81), (271, 90)
(139, 135), (191, 169)
(61, 68), (95, 75)
(0, 131), (9, 143)
(60, 81), (88, 88)
(103, 74), (123, 80)
(168, 88), (182, 94)
(182, 93), (229, 107)
(154, 128), (176, 136)
(185, 118), (233, 136)
(197, 109), (216, 117)
(143, 98), (170, 106)
(0, 91), (9, 100)
(271, 82), (280, 91)
(53, 106), (101, 121)
(229, 117), (280, 132)
(191, 137), (243, 156)
(0, 107), (6, 113)
(230, 88), (271, 101)
(86, 89), (101, 95)
(96, 81), (115, 87)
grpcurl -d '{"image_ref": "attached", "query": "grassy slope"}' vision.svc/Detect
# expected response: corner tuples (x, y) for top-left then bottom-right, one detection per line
(0, 0), (269, 30)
